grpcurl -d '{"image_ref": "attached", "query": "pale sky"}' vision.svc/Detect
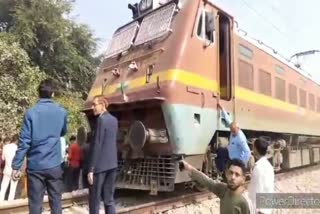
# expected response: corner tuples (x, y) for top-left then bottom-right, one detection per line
(71, 0), (320, 81)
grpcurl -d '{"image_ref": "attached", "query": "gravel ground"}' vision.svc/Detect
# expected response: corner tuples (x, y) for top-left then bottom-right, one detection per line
(165, 167), (320, 214)
(56, 167), (320, 213)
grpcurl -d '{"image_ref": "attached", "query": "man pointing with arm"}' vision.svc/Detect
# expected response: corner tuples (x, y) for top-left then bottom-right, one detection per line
(180, 159), (253, 214)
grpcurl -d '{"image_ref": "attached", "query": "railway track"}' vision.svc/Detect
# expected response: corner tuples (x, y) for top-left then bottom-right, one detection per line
(117, 164), (320, 214)
(1, 164), (319, 214)
(0, 191), (88, 214)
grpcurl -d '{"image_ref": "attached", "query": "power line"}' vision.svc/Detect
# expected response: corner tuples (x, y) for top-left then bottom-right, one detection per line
(259, 0), (300, 33)
(239, 0), (289, 38)
(234, 0), (320, 79)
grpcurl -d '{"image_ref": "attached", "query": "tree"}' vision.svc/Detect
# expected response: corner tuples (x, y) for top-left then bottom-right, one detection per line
(0, 0), (101, 93)
(0, 0), (15, 31)
(0, 32), (89, 137)
(0, 0), (99, 137)
(0, 33), (45, 135)
(54, 91), (89, 140)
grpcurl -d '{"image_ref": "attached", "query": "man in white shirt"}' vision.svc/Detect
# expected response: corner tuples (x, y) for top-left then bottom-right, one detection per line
(0, 135), (18, 201)
(247, 137), (274, 214)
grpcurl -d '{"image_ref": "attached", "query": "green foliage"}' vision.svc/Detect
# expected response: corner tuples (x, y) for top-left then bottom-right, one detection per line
(0, 33), (89, 138)
(1, 0), (101, 92)
(0, 0), (15, 31)
(0, 34), (46, 135)
(54, 91), (89, 140)
(0, 0), (101, 137)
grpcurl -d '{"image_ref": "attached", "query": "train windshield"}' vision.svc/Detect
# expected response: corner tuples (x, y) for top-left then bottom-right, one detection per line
(105, 21), (139, 58)
(105, 3), (176, 58)
(134, 3), (176, 45)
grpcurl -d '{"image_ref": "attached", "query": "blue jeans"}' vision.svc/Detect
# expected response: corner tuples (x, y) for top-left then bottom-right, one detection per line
(27, 166), (63, 214)
(89, 168), (117, 214)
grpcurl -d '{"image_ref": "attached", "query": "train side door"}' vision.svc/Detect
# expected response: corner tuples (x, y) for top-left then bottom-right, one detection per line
(217, 12), (232, 103)
(216, 11), (235, 132)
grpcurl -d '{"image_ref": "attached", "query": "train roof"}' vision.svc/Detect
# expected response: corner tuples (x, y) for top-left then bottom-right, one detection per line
(235, 27), (320, 86)
(206, 0), (234, 19)
(109, 0), (319, 86)
(207, 0), (319, 86)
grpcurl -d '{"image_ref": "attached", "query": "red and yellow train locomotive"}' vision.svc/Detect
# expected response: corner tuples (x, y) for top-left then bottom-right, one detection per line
(82, 0), (320, 194)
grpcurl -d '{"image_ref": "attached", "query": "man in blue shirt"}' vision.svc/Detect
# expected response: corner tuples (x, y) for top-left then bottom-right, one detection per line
(11, 79), (67, 214)
(217, 104), (251, 166)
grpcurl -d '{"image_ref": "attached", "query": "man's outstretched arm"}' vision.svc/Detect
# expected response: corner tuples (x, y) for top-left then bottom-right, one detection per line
(180, 160), (227, 198)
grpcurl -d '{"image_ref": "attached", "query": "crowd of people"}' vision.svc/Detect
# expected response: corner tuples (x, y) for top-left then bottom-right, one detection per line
(0, 133), (90, 202)
(180, 104), (275, 214)
(0, 79), (118, 214)
(0, 78), (275, 214)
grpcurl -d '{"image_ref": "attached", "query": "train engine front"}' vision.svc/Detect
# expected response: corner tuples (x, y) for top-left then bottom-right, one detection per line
(83, 0), (224, 194)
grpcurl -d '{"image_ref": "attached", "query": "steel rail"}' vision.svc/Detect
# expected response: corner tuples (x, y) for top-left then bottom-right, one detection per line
(1, 164), (319, 214)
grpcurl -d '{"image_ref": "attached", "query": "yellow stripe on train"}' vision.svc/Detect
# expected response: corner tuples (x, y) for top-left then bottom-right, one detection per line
(88, 69), (308, 115)
(88, 69), (217, 97)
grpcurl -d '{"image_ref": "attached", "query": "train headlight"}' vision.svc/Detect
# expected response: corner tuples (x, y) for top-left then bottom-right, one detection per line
(139, 0), (152, 12)
(128, 61), (138, 72)
(112, 68), (120, 77)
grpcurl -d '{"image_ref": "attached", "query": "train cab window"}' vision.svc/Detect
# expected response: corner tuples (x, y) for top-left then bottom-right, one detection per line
(238, 59), (254, 90)
(275, 77), (285, 101)
(259, 69), (271, 96)
(197, 10), (215, 43)
(309, 93), (315, 111)
(317, 97), (320, 113)
(299, 89), (307, 108)
(288, 84), (297, 105)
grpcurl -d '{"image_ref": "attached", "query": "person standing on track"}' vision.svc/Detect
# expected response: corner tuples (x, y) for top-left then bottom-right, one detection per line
(87, 95), (118, 214)
(0, 135), (18, 201)
(180, 158), (254, 213)
(81, 131), (92, 189)
(248, 137), (274, 214)
(67, 135), (81, 191)
(11, 79), (67, 214)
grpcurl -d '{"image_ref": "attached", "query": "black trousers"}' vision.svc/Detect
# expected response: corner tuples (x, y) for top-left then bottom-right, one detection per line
(89, 168), (117, 214)
(67, 166), (80, 191)
(27, 166), (63, 214)
(82, 169), (89, 189)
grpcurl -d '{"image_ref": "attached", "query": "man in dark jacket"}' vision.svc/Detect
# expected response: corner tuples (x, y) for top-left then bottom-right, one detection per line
(87, 95), (118, 214)
(11, 79), (67, 214)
